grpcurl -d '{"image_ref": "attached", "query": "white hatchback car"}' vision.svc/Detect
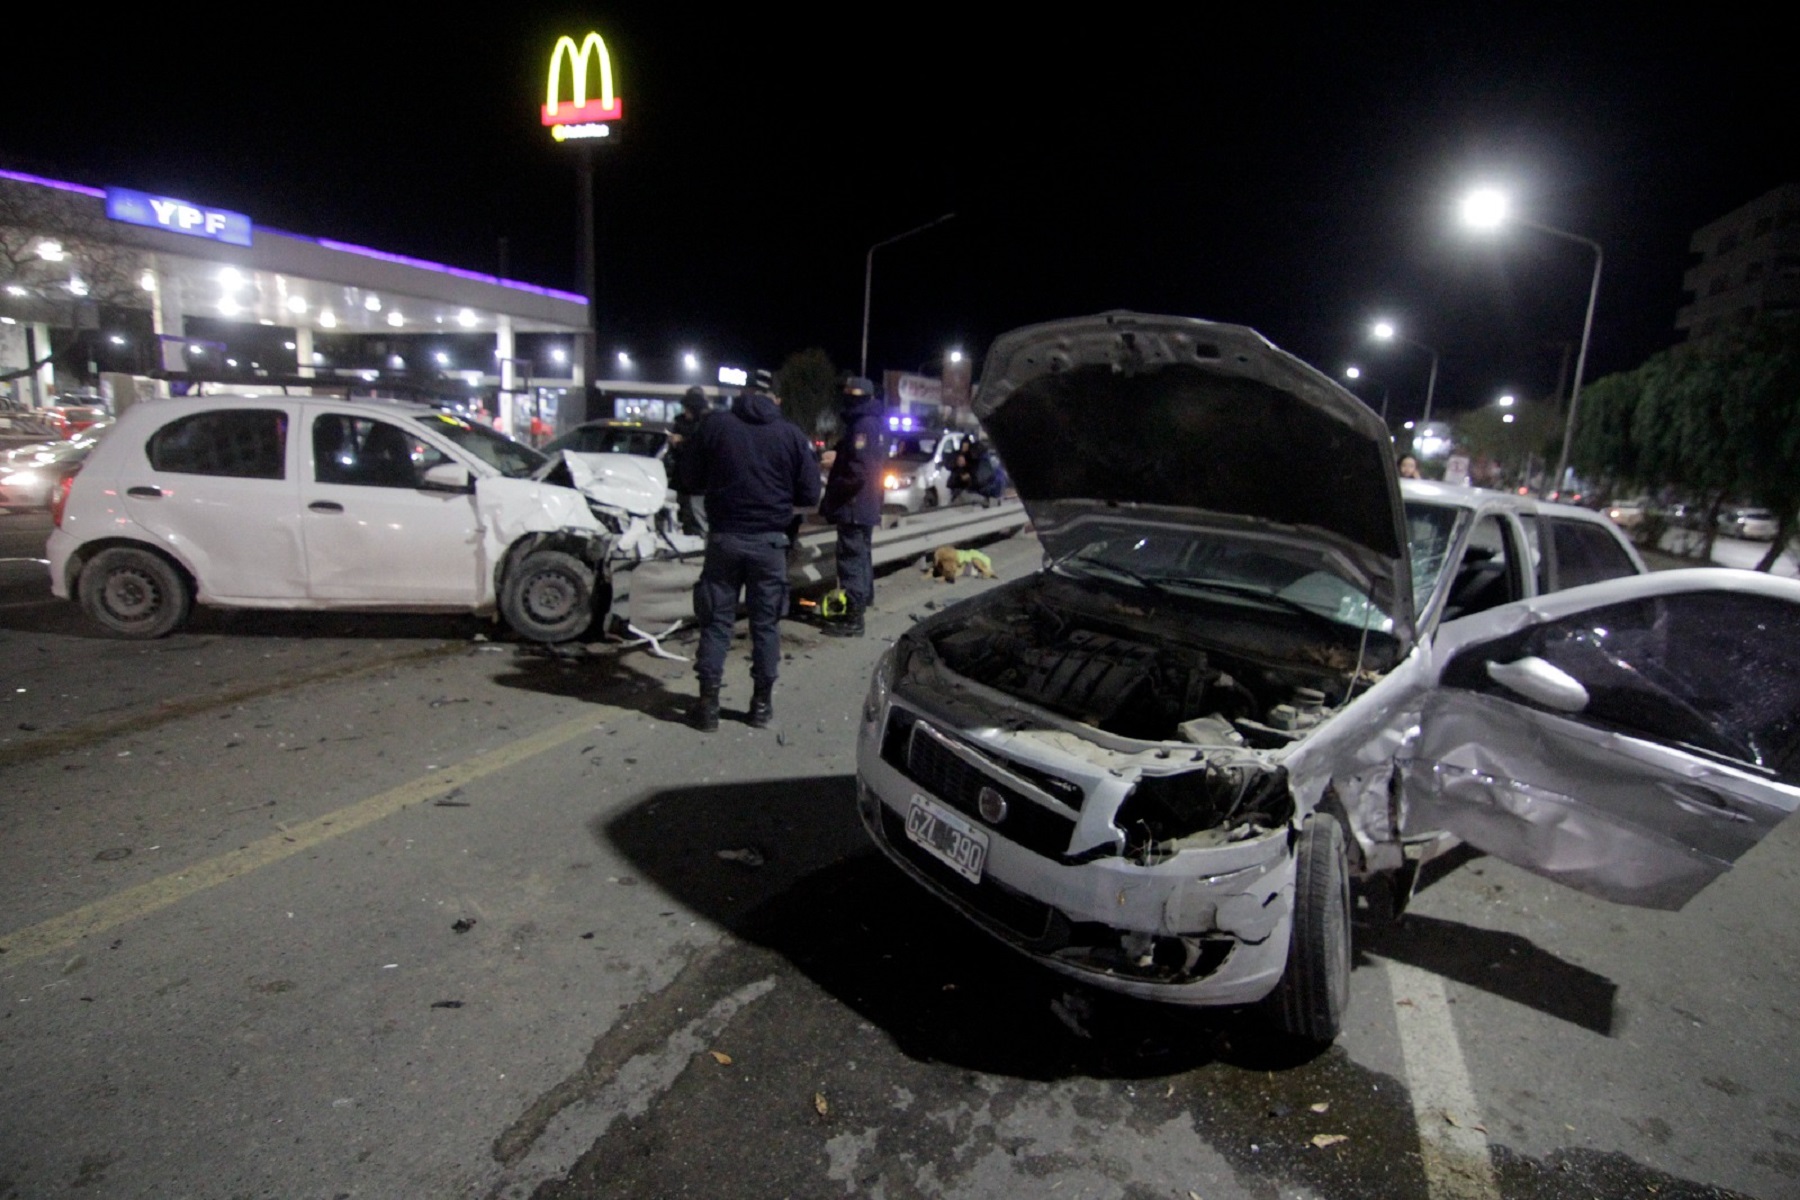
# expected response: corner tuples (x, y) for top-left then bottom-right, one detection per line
(48, 395), (676, 640)
(881, 430), (971, 513)
(855, 312), (1800, 1044)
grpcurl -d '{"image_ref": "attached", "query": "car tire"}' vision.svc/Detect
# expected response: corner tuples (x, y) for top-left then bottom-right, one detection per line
(79, 546), (191, 638)
(1268, 814), (1351, 1045)
(500, 549), (596, 643)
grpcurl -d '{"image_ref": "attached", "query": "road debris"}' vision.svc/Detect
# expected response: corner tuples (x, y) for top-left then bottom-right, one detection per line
(451, 918), (477, 933)
(716, 848), (765, 867)
(1310, 1134), (1348, 1149)
(431, 1000), (464, 1009)
(813, 1092), (829, 1118)
(709, 1050), (733, 1065)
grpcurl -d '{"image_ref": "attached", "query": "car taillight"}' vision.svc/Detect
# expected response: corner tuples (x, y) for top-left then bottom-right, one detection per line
(50, 473), (75, 526)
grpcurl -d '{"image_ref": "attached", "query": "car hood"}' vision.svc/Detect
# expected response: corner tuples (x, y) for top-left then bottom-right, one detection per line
(973, 312), (1414, 643)
(538, 450), (668, 517)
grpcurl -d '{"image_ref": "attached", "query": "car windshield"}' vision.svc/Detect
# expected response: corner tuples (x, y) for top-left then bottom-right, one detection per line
(886, 435), (941, 463)
(1402, 500), (1464, 607)
(413, 413), (544, 478)
(1051, 523), (1394, 633)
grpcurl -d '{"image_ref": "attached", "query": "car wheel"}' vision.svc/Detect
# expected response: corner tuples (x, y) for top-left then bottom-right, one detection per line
(1268, 814), (1351, 1045)
(923, 486), (940, 509)
(79, 546), (191, 638)
(500, 549), (596, 642)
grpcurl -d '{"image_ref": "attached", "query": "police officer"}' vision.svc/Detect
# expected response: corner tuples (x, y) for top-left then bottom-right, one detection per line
(818, 375), (886, 637)
(680, 369), (821, 731)
(668, 385), (710, 536)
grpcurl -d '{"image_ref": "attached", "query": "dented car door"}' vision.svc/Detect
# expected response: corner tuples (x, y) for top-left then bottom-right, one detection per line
(1402, 568), (1800, 909)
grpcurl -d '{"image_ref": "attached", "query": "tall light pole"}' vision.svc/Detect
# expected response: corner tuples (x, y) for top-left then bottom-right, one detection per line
(1370, 320), (1441, 427)
(860, 213), (955, 378)
(1461, 187), (1602, 497)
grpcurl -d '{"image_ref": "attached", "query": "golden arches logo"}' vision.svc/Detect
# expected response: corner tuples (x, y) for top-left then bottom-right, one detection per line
(543, 32), (622, 127)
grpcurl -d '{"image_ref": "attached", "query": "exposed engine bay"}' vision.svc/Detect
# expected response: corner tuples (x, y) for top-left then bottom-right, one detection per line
(922, 577), (1385, 749)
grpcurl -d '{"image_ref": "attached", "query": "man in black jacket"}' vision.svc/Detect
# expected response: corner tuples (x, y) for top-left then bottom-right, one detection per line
(817, 375), (886, 637)
(680, 370), (821, 731)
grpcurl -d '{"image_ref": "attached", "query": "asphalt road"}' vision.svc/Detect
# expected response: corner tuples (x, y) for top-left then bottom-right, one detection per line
(1, 512), (1796, 1199)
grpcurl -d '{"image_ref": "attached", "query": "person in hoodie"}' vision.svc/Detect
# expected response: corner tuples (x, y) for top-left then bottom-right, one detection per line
(817, 375), (886, 637)
(679, 368), (822, 731)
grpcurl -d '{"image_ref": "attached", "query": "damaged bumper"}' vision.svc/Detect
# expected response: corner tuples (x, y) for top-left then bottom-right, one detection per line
(855, 696), (1297, 1007)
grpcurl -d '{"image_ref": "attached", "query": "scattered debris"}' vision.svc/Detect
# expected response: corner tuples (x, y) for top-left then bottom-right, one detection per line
(433, 799), (470, 808)
(18, 723), (38, 732)
(709, 1050), (733, 1065)
(581, 932), (595, 940)
(451, 918), (477, 933)
(1309, 1102), (1330, 1114)
(813, 1092), (829, 1118)
(776, 731), (787, 746)
(95, 848), (132, 862)
(716, 848), (765, 867)
(1311, 1134), (1348, 1149)
(431, 1000), (464, 1009)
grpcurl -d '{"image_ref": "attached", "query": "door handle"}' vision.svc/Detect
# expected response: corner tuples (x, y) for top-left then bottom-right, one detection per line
(127, 486), (164, 498)
(308, 501), (345, 513)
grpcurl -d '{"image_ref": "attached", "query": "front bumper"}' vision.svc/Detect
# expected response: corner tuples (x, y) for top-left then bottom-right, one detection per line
(855, 700), (1296, 1008)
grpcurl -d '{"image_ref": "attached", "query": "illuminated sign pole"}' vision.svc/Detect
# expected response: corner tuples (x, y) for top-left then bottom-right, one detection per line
(542, 32), (623, 426)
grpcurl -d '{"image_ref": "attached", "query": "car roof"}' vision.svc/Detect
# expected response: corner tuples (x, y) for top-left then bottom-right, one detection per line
(109, 394), (446, 424)
(1399, 478), (1617, 523)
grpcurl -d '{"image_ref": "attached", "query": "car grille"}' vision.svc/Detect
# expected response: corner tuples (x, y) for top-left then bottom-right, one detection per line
(881, 708), (1078, 859)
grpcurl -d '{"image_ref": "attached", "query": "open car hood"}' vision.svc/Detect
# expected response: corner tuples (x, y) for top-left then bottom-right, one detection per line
(544, 450), (668, 517)
(974, 312), (1414, 644)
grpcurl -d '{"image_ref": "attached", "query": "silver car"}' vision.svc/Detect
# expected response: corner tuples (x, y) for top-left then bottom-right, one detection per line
(855, 312), (1800, 1044)
(881, 430), (971, 513)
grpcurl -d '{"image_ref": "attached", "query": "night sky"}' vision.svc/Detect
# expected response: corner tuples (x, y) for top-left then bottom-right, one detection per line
(6, 5), (1792, 421)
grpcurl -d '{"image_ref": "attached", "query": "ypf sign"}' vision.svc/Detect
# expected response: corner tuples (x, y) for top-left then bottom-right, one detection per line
(105, 187), (253, 247)
(542, 32), (623, 143)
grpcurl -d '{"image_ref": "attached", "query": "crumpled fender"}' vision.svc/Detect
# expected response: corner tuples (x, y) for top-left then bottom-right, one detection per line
(560, 451), (668, 517)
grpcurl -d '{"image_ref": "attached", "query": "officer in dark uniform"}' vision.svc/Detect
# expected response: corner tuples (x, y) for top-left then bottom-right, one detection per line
(817, 375), (886, 637)
(679, 369), (821, 731)
(668, 386), (710, 536)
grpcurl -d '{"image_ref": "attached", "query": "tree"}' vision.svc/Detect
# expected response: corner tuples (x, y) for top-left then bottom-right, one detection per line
(1, 177), (151, 386)
(1452, 397), (1562, 488)
(774, 347), (839, 440)
(1569, 314), (1800, 571)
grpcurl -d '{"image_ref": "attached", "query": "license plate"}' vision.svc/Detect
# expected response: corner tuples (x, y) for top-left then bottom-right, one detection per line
(904, 793), (989, 884)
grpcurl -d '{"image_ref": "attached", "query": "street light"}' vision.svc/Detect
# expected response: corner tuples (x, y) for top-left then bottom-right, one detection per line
(860, 213), (955, 378)
(1370, 320), (1441, 426)
(1461, 186), (1603, 498)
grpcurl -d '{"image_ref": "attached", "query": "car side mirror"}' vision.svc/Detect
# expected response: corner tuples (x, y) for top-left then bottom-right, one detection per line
(421, 462), (474, 493)
(1486, 655), (1589, 713)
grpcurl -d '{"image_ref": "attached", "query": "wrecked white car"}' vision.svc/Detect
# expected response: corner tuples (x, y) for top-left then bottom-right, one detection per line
(855, 312), (1800, 1043)
(47, 395), (693, 640)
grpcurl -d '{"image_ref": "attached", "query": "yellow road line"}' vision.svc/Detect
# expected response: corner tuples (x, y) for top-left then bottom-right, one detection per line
(0, 710), (615, 966)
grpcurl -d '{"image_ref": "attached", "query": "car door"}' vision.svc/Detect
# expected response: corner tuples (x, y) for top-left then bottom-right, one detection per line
(121, 404), (308, 600)
(300, 408), (488, 604)
(1401, 568), (1800, 909)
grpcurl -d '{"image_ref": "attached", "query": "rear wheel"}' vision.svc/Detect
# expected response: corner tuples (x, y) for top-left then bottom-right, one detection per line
(79, 546), (191, 638)
(1268, 814), (1351, 1045)
(500, 549), (595, 642)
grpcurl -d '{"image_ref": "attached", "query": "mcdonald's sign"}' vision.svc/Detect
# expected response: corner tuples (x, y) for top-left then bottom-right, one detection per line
(542, 32), (623, 143)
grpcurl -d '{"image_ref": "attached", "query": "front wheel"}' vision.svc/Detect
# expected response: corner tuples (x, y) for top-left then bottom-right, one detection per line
(500, 549), (596, 643)
(79, 546), (191, 638)
(1267, 814), (1351, 1045)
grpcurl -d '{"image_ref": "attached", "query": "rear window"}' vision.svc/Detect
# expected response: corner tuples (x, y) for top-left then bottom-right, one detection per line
(1547, 517), (1638, 591)
(146, 410), (286, 479)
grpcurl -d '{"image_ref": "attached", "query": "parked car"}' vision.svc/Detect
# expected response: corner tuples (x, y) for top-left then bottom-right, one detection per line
(0, 422), (112, 511)
(1604, 496), (1648, 530)
(881, 430), (971, 513)
(1717, 506), (1779, 541)
(854, 312), (1800, 1045)
(540, 419), (673, 462)
(47, 396), (675, 640)
(43, 403), (110, 439)
(1657, 501), (1706, 530)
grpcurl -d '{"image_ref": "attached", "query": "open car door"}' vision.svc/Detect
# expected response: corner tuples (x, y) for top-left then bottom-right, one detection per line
(1402, 568), (1800, 909)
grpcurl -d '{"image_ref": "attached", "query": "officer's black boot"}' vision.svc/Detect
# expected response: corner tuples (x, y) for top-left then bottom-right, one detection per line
(692, 684), (721, 732)
(823, 599), (865, 638)
(748, 684), (774, 729)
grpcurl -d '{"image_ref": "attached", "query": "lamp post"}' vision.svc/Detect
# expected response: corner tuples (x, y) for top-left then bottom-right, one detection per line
(860, 213), (955, 379)
(1343, 365), (1390, 422)
(1370, 320), (1441, 427)
(1461, 187), (1602, 498)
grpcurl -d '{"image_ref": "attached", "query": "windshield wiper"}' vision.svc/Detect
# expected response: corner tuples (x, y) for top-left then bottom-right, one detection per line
(1051, 556), (1176, 598)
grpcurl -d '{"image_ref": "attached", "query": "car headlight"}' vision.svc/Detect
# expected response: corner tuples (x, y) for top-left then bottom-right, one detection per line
(1, 470), (40, 487)
(884, 473), (914, 490)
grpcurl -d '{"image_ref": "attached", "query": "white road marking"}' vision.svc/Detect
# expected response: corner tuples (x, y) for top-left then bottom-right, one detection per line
(1386, 960), (1501, 1200)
